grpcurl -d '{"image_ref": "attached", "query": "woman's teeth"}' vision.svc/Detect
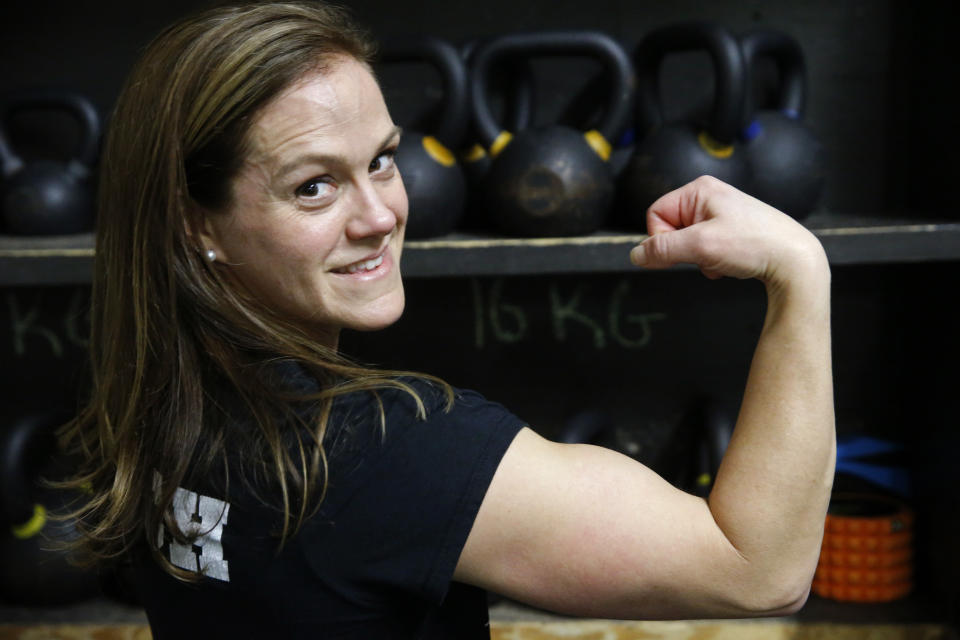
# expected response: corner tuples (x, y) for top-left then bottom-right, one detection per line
(339, 254), (383, 274)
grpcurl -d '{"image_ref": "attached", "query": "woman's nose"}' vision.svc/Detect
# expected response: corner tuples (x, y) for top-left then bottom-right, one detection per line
(345, 180), (402, 239)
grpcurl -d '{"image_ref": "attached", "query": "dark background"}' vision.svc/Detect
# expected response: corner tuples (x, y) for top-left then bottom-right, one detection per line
(1, 0), (958, 624)
(0, 0), (955, 213)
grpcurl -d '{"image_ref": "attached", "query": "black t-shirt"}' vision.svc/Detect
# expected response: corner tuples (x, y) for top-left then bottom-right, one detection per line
(133, 373), (525, 639)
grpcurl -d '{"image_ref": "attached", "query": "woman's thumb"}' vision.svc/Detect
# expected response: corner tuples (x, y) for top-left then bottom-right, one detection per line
(631, 230), (690, 269)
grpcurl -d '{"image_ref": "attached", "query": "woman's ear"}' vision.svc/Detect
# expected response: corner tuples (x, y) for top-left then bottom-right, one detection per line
(185, 206), (227, 264)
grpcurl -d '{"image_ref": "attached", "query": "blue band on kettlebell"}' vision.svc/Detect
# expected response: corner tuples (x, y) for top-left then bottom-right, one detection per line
(742, 120), (763, 142)
(617, 128), (636, 147)
(781, 108), (800, 120)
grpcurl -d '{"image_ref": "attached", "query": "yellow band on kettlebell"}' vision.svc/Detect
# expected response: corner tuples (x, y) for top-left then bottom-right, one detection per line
(698, 131), (734, 159)
(422, 136), (456, 167)
(11, 503), (47, 539)
(489, 131), (513, 158)
(584, 130), (612, 161)
(463, 144), (487, 163)
(696, 473), (713, 488)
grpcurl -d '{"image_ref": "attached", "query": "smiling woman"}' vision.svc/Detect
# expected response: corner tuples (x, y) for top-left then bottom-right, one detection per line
(199, 59), (408, 346)
(55, 2), (835, 639)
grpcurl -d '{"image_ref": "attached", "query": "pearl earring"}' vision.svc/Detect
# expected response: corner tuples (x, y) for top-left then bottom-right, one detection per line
(205, 249), (217, 262)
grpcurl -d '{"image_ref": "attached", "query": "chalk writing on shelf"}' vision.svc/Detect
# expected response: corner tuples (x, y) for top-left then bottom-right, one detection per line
(471, 278), (667, 350)
(5, 279), (669, 357)
(5, 289), (90, 358)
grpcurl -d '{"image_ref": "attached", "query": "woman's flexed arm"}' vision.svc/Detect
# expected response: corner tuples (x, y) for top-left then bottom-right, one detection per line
(637, 175), (836, 606)
(455, 176), (835, 619)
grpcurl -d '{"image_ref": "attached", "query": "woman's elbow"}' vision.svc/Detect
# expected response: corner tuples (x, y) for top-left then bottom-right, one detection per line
(779, 584), (813, 615)
(738, 576), (813, 618)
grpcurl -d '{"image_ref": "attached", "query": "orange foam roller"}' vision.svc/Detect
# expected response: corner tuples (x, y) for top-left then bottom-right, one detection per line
(822, 530), (912, 552)
(814, 563), (912, 585)
(815, 493), (914, 603)
(818, 546), (912, 569)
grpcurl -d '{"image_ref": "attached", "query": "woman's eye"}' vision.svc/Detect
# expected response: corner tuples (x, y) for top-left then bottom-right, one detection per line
(295, 178), (335, 200)
(370, 149), (396, 174)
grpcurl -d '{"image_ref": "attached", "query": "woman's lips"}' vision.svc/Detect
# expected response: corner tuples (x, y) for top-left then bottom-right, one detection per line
(331, 247), (394, 278)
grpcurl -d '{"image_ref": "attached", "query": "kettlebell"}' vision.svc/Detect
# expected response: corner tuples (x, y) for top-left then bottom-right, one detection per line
(459, 38), (536, 231)
(0, 89), (100, 235)
(618, 21), (748, 230)
(557, 65), (638, 180)
(0, 409), (101, 605)
(469, 31), (633, 237)
(692, 398), (735, 497)
(739, 29), (825, 220)
(379, 37), (469, 239)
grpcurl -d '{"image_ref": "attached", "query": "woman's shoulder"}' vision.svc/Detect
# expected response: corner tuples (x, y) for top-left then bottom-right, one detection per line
(262, 358), (521, 435)
(383, 375), (513, 423)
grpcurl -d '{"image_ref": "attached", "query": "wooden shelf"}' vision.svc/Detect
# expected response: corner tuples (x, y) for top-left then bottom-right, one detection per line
(2, 213), (959, 286)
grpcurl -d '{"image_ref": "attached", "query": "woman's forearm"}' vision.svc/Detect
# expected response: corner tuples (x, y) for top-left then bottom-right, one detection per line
(708, 246), (836, 610)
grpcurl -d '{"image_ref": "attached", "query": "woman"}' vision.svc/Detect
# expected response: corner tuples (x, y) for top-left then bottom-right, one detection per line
(59, 2), (835, 638)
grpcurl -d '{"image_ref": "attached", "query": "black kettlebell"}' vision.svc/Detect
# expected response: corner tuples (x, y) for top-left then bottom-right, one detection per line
(459, 38), (536, 231)
(618, 21), (748, 230)
(0, 409), (101, 605)
(379, 37), (469, 239)
(557, 65), (639, 180)
(0, 89), (100, 235)
(692, 398), (735, 497)
(739, 29), (825, 220)
(469, 32), (633, 237)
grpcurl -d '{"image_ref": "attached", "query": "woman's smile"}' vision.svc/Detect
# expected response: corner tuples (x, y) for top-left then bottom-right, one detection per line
(332, 247), (389, 275)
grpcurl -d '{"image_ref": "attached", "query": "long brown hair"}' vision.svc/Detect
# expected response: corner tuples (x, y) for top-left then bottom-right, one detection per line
(58, 1), (451, 580)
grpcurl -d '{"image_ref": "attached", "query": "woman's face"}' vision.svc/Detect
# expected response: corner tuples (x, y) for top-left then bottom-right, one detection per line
(201, 56), (407, 348)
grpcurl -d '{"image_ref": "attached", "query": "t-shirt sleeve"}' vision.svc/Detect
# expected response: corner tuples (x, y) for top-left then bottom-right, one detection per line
(298, 383), (525, 606)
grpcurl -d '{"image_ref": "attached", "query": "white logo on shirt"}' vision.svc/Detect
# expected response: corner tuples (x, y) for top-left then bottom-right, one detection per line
(157, 486), (231, 582)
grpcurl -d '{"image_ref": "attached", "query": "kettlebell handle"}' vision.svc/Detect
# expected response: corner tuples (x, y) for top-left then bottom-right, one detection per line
(634, 21), (745, 145)
(739, 30), (807, 119)
(462, 37), (536, 134)
(0, 89), (102, 169)
(379, 37), (470, 149)
(469, 31), (634, 148)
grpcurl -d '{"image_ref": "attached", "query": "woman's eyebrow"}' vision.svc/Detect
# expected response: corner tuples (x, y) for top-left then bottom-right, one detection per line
(274, 125), (402, 179)
(382, 125), (403, 147)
